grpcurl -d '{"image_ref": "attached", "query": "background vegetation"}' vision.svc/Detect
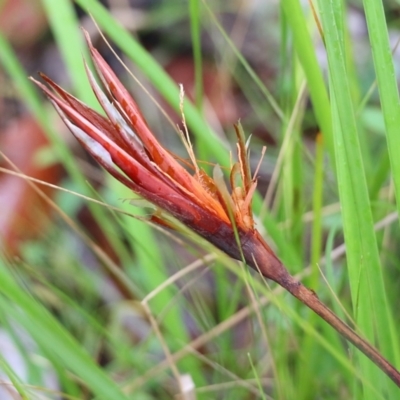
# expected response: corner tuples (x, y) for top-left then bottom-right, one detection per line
(0, 0), (400, 399)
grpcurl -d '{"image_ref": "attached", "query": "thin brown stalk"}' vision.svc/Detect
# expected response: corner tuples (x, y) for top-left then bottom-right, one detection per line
(249, 233), (400, 388)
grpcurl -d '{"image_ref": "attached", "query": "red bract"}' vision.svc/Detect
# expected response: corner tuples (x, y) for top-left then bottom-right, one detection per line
(31, 30), (285, 283)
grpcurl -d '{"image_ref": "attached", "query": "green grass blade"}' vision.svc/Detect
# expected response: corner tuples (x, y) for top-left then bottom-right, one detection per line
(310, 134), (324, 286)
(316, 0), (398, 396)
(0, 260), (130, 400)
(189, 0), (203, 111)
(41, 0), (99, 108)
(281, 0), (334, 164)
(363, 0), (400, 240)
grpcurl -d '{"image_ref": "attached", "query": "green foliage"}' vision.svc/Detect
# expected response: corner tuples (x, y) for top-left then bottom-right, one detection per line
(0, 0), (399, 398)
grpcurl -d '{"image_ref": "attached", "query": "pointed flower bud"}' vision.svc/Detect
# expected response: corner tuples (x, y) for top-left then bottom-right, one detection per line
(31, 31), (286, 283)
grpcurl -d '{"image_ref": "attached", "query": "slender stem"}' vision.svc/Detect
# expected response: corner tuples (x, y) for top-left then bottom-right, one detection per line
(280, 273), (400, 387)
(246, 232), (400, 388)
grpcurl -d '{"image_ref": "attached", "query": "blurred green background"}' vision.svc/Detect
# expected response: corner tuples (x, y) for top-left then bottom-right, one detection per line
(0, 0), (400, 399)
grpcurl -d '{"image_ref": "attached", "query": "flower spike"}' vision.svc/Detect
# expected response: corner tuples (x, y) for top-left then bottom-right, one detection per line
(31, 31), (286, 279)
(31, 31), (400, 388)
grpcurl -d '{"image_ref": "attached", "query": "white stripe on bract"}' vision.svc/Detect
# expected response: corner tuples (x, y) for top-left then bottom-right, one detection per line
(85, 64), (144, 152)
(51, 101), (115, 170)
(66, 119), (115, 169)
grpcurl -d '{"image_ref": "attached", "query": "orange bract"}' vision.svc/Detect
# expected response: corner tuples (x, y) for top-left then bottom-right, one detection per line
(31, 31), (261, 239)
(31, 30), (283, 278)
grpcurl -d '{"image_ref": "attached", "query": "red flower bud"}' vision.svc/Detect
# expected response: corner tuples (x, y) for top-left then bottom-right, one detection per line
(31, 30), (285, 283)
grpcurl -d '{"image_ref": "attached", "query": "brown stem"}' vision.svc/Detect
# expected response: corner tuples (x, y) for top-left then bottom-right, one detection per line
(244, 231), (400, 388)
(280, 274), (400, 387)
